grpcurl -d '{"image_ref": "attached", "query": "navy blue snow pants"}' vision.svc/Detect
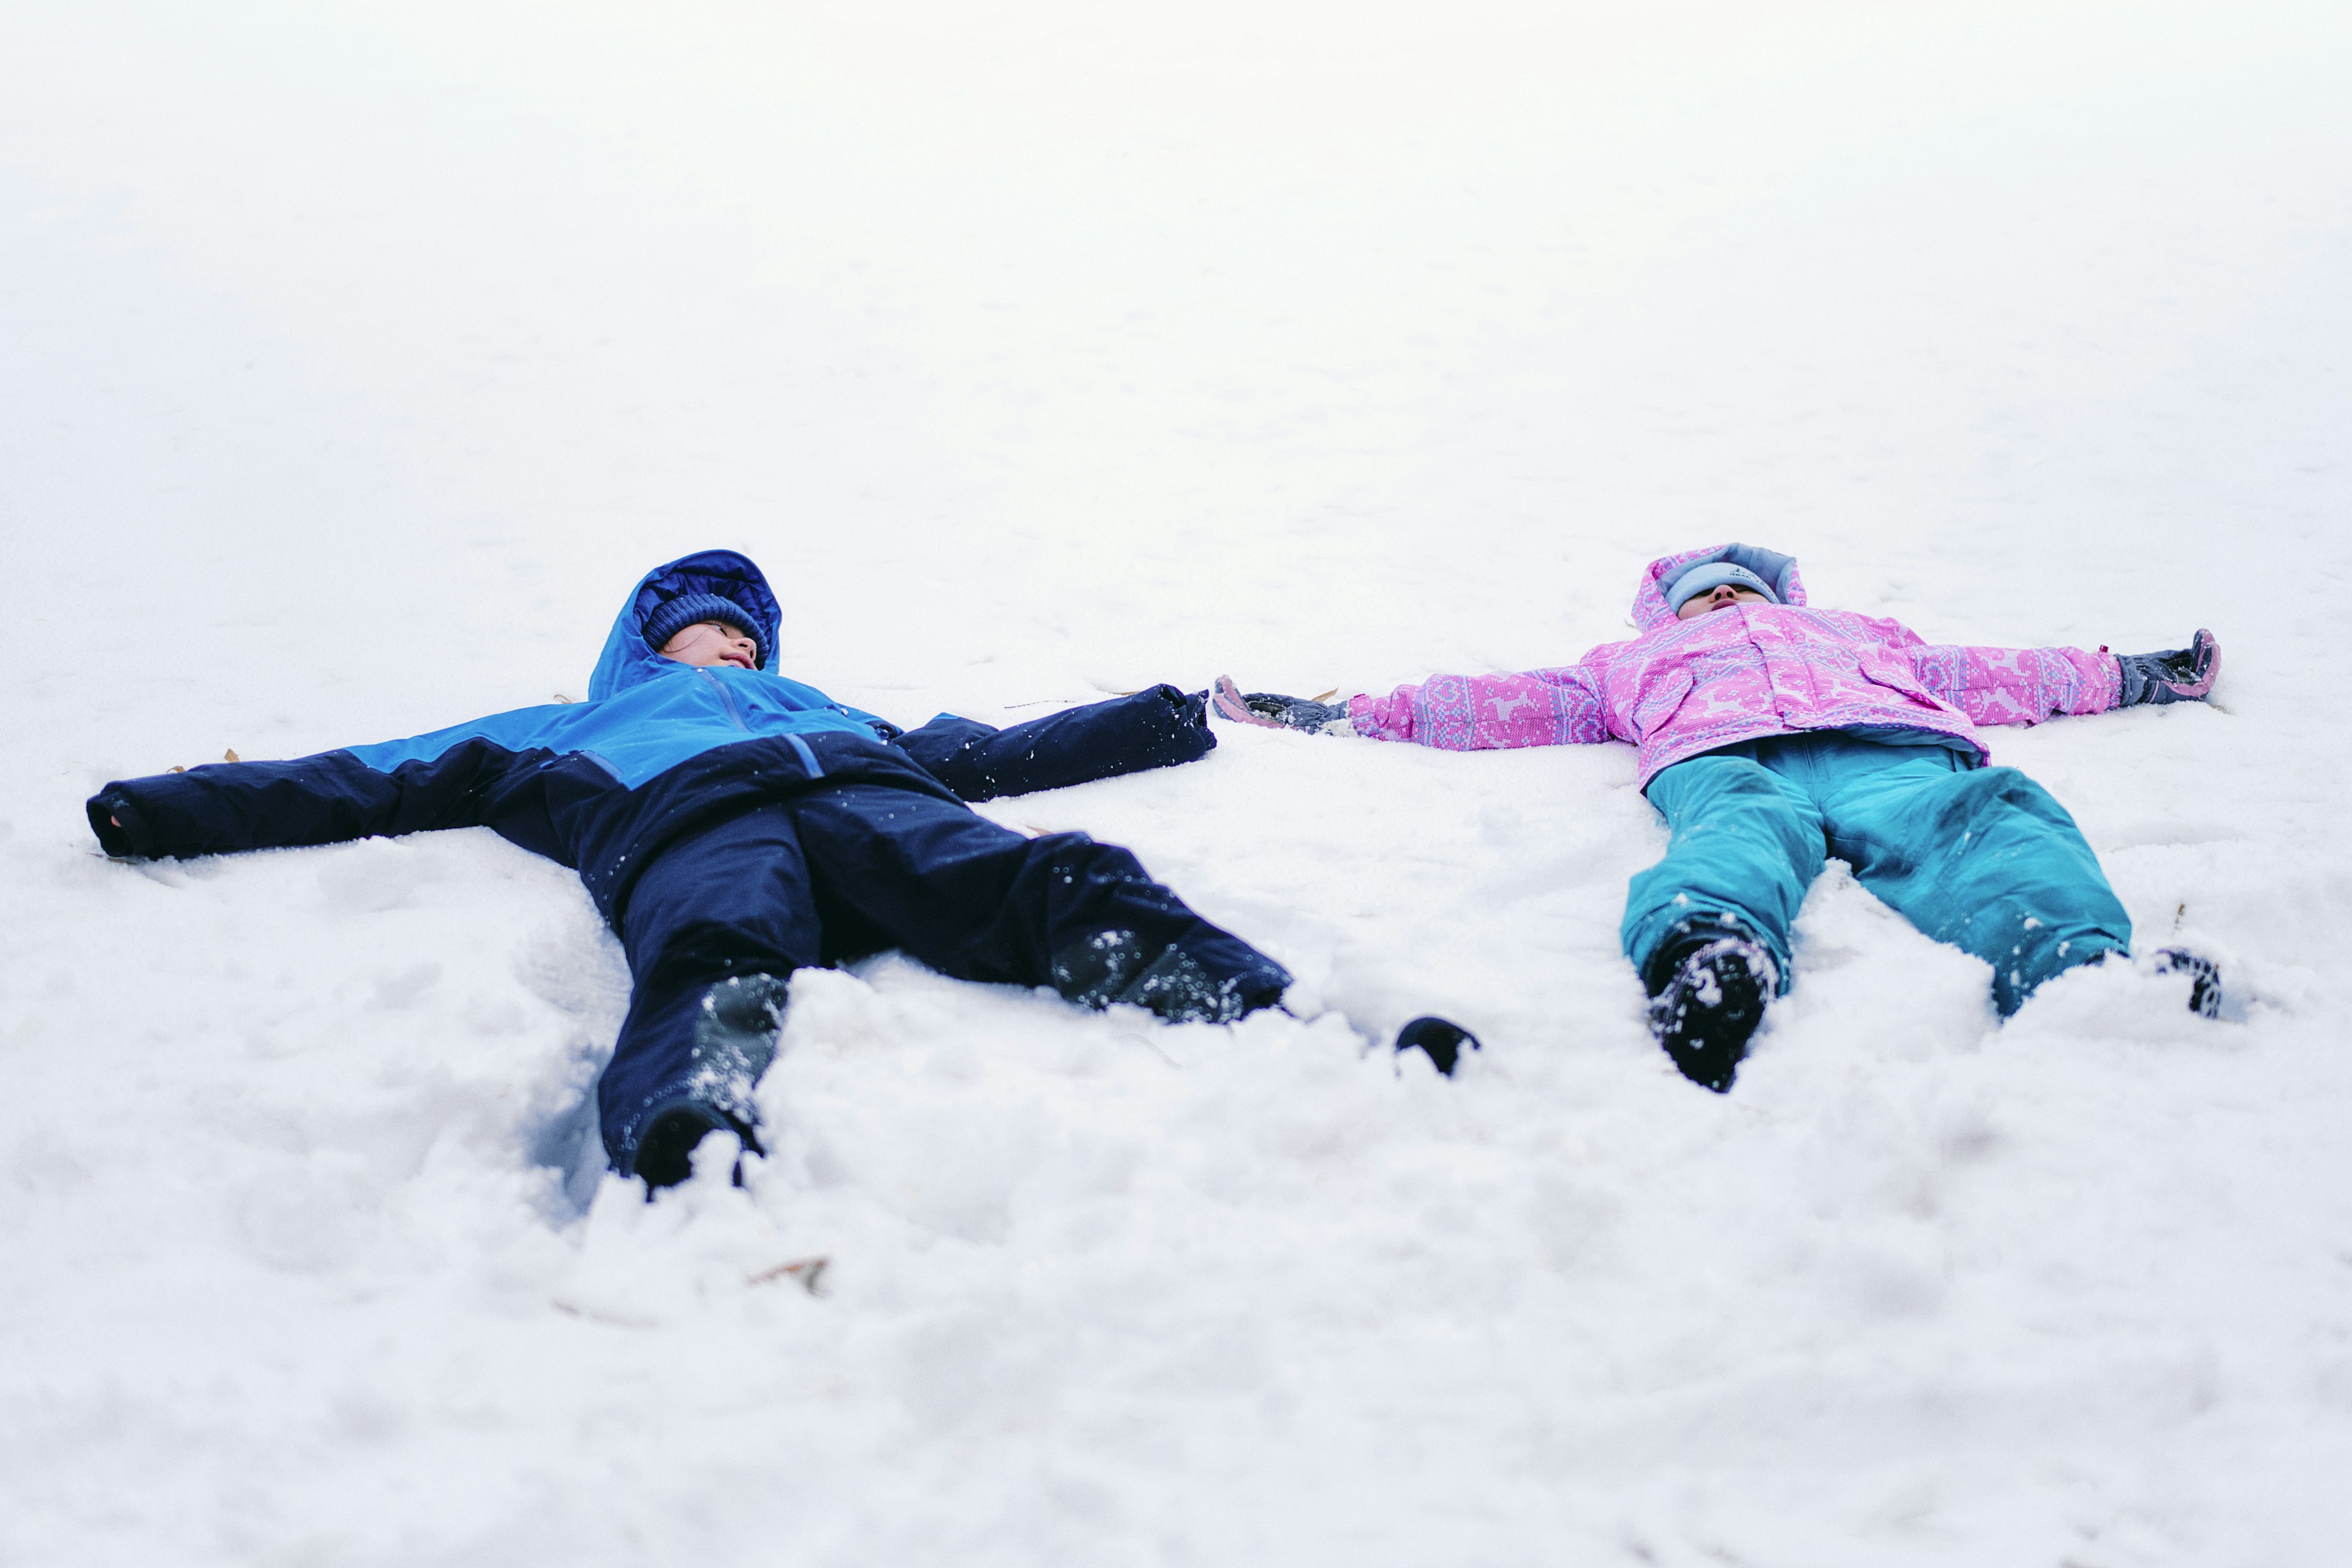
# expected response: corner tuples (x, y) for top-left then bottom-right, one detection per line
(599, 785), (1291, 1169)
(1621, 731), (2132, 1015)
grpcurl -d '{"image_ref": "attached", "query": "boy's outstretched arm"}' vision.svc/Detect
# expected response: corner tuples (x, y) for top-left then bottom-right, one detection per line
(888, 685), (1216, 802)
(1218, 665), (1614, 751)
(88, 734), (560, 862)
(1907, 630), (2217, 727)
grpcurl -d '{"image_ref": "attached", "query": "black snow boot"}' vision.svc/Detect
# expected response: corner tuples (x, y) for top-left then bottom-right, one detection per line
(633, 971), (786, 1193)
(2152, 948), (2223, 1019)
(634, 1101), (763, 1192)
(1645, 935), (1777, 1092)
(1394, 1015), (1482, 1077)
(1052, 932), (1287, 1025)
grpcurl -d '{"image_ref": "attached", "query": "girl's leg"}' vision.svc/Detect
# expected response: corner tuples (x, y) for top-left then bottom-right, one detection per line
(1812, 741), (2131, 1014)
(1622, 748), (1826, 990)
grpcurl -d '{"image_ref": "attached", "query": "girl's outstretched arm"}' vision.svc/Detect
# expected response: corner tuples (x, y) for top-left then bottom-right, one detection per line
(1346, 663), (1615, 751)
(1215, 668), (1612, 748)
(1907, 639), (2122, 728)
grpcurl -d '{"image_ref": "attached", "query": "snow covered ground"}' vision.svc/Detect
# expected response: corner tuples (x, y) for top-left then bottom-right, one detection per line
(5, 1), (2351, 1561)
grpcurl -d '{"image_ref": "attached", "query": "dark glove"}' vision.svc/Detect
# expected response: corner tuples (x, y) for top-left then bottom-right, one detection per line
(2115, 629), (2218, 707)
(1210, 675), (1355, 734)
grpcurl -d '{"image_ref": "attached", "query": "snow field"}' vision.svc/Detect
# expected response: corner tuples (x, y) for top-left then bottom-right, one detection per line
(6, 1), (2352, 1562)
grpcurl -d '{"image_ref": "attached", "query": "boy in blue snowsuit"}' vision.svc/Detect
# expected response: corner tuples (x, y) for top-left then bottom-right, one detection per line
(88, 551), (1303, 1188)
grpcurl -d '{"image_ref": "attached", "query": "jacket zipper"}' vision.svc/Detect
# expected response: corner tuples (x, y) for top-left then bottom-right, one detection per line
(699, 666), (825, 777)
(700, 668), (750, 731)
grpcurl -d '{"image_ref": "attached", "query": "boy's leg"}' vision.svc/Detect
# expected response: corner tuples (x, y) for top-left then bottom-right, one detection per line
(1811, 737), (2130, 1015)
(601, 803), (824, 1177)
(784, 783), (1292, 1022)
(1622, 748), (1826, 989)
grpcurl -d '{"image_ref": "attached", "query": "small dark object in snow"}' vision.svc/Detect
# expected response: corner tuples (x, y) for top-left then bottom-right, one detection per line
(747, 1257), (829, 1295)
(1647, 937), (1776, 1092)
(1395, 1015), (1481, 1076)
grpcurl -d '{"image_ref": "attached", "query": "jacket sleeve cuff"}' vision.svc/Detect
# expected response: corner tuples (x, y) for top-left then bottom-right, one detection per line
(86, 790), (149, 858)
(1346, 691), (1408, 742)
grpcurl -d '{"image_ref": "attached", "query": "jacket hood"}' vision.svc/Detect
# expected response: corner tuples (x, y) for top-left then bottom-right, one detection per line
(589, 549), (785, 699)
(1632, 543), (1806, 630)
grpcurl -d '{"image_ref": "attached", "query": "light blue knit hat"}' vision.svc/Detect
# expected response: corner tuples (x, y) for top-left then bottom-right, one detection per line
(1664, 560), (1779, 611)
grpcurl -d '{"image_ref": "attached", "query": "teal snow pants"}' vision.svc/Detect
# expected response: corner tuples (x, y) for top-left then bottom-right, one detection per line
(1621, 731), (2131, 1015)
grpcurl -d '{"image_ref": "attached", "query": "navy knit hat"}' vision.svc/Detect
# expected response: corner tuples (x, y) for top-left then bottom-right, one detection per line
(643, 592), (766, 668)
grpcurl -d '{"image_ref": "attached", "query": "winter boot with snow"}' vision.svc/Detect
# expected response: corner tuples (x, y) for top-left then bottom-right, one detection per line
(633, 971), (788, 1192)
(633, 1102), (761, 1191)
(1645, 936), (1777, 1092)
(1394, 1015), (1482, 1076)
(1053, 932), (1287, 1025)
(2151, 948), (2223, 1019)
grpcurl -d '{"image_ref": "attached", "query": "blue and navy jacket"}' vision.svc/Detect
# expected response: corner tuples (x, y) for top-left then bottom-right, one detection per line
(88, 551), (1215, 922)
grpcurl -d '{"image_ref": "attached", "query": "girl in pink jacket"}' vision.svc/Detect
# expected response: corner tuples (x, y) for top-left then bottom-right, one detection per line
(1216, 543), (2220, 1091)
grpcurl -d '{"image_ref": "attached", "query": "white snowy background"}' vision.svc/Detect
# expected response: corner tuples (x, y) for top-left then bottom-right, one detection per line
(4, 1), (2350, 1562)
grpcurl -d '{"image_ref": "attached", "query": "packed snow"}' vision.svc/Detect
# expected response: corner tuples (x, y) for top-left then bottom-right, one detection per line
(5, 2), (2351, 1562)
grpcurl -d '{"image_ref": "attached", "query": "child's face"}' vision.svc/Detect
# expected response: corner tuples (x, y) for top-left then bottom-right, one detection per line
(658, 619), (758, 670)
(1676, 585), (1770, 620)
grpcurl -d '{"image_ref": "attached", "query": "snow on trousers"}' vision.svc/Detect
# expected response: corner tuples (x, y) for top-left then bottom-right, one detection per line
(602, 784), (1290, 1169)
(1620, 731), (2132, 1014)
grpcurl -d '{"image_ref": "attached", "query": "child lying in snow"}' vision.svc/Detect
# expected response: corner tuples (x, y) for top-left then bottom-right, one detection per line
(1215, 542), (2221, 1091)
(91, 549), (1474, 1189)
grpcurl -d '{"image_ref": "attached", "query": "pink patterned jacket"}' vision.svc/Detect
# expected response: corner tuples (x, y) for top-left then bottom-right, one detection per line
(1348, 545), (2122, 787)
